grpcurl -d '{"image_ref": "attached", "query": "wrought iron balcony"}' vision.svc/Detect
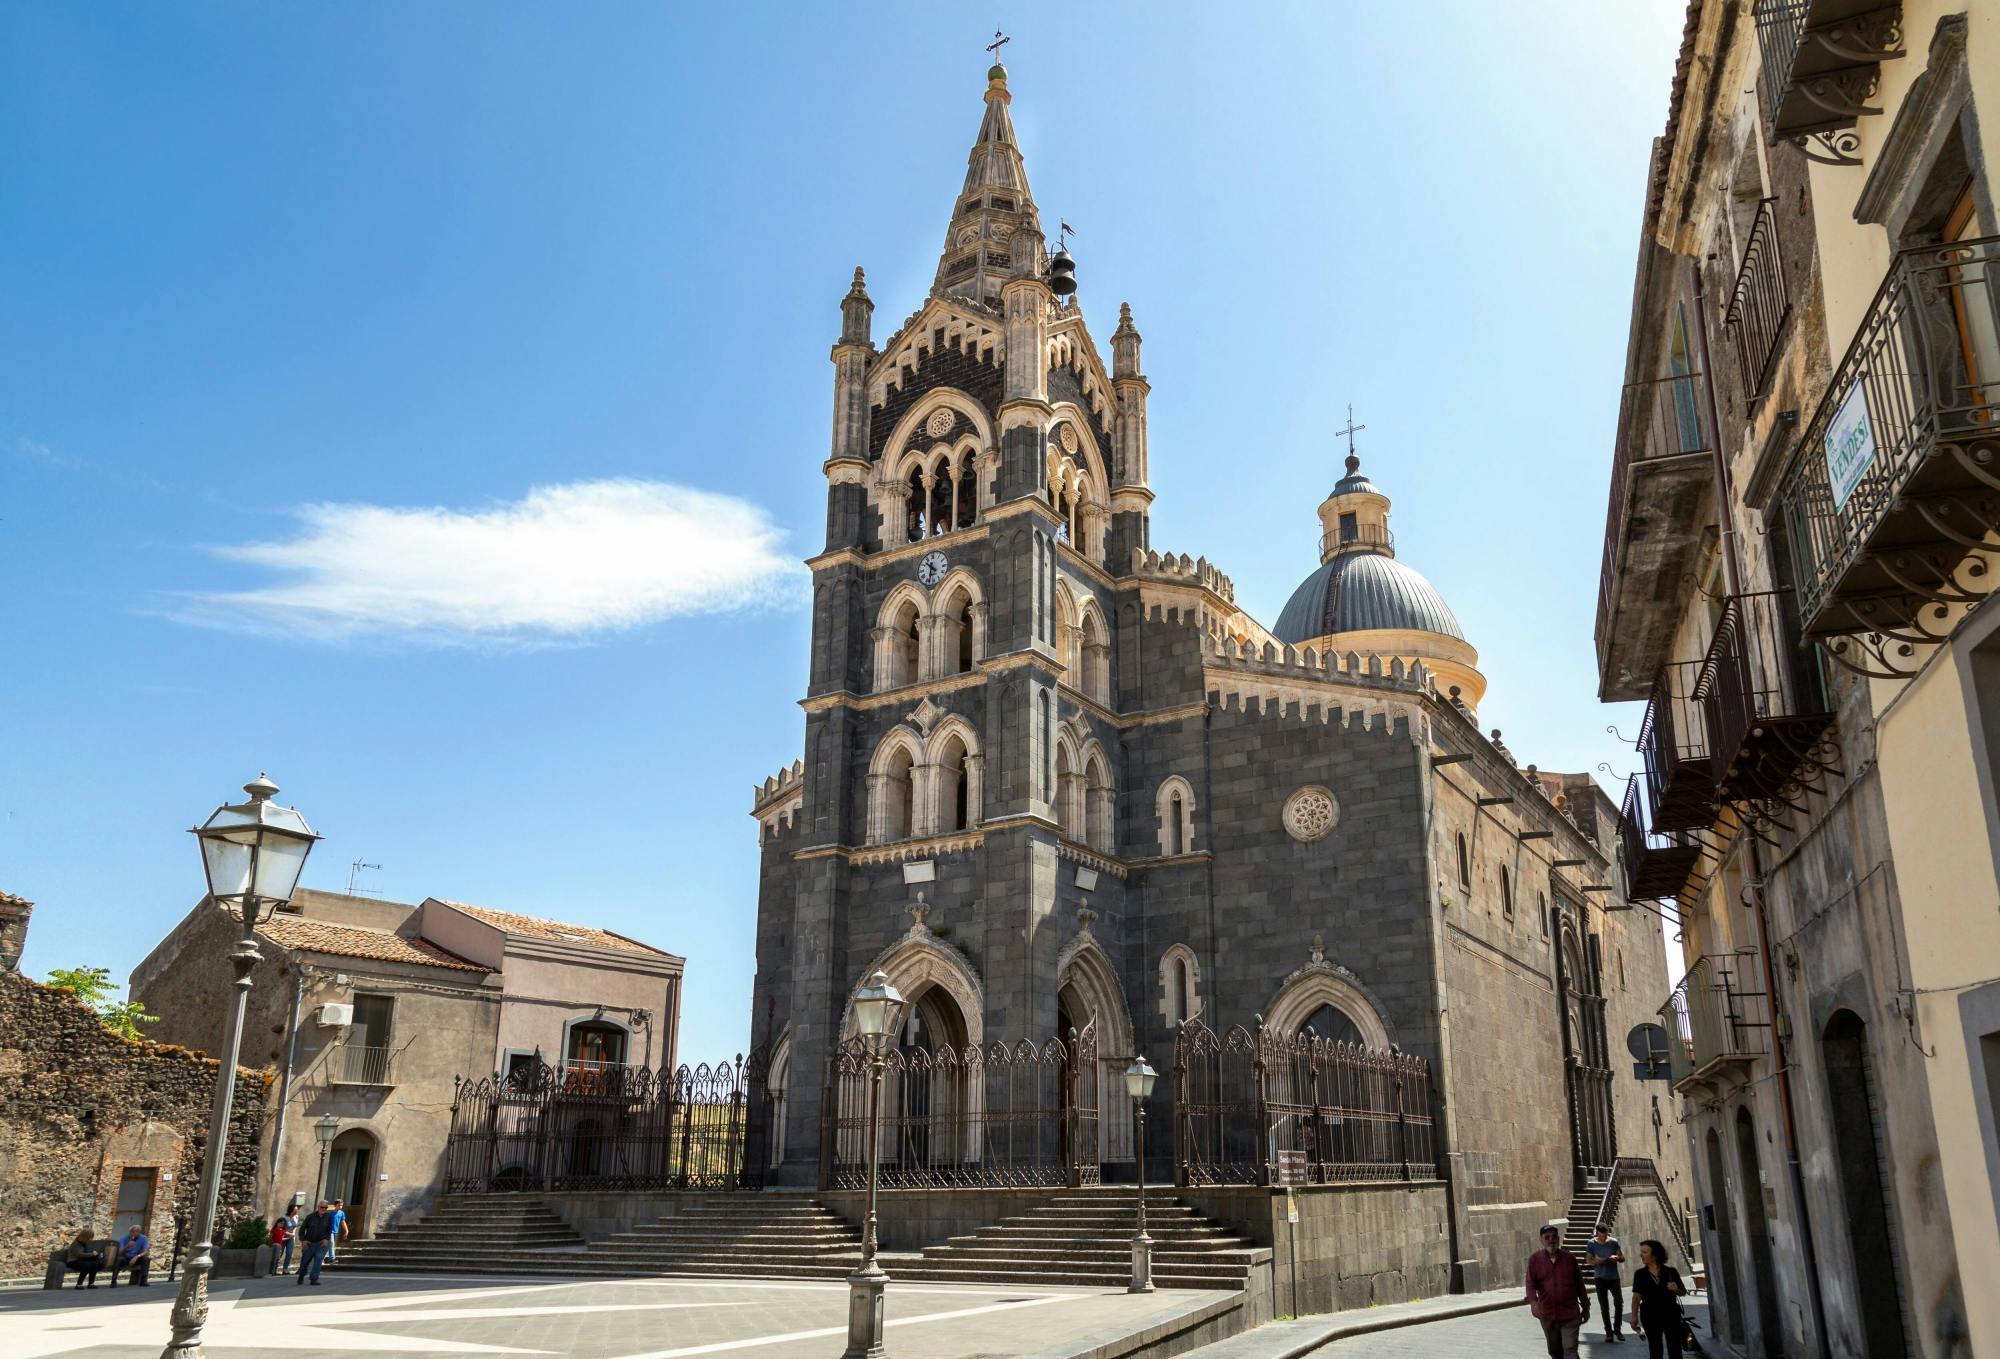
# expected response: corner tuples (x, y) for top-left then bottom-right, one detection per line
(1725, 197), (1791, 400)
(1638, 659), (1715, 832)
(1596, 372), (1716, 700)
(1659, 951), (1769, 1089)
(1697, 590), (1837, 806)
(1619, 774), (1703, 904)
(1773, 236), (2000, 674)
(1753, 1), (1905, 155)
(330, 1042), (395, 1086)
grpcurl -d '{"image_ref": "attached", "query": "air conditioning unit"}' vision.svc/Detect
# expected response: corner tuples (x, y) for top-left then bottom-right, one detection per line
(317, 1003), (354, 1029)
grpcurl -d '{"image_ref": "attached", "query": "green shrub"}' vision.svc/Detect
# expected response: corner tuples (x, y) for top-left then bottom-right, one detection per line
(222, 1216), (268, 1250)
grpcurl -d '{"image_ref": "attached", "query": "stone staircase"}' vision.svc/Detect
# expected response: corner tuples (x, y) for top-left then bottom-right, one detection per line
(1560, 1173), (1612, 1255)
(338, 1197), (585, 1274)
(885, 1188), (1265, 1290)
(338, 1189), (1261, 1292)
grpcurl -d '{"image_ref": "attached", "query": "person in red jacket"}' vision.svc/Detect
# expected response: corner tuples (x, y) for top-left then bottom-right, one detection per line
(1526, 1222), (1589, 1359)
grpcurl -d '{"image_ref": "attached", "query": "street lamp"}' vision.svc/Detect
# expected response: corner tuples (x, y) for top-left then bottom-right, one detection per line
(1125, 1055), (1158, 1294)
(313, 1115), (340, 1202)
(843, 969), (906, 1359)
(164, 775), (319, 1359)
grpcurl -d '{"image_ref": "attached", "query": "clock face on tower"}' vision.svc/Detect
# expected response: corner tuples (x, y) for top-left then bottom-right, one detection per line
(917, 551), (949, 587)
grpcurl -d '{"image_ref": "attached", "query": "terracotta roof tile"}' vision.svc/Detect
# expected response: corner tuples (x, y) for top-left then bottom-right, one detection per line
(433, 900), (673, 958)
(258, 915), (488, 973)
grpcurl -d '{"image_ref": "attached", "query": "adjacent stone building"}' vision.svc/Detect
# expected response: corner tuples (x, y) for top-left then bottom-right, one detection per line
(0, 952), (265, 1280)
(747, 61), (1689, 1286)
(1594, 2), (2000, 1355)
(130, 887), (683, 1238)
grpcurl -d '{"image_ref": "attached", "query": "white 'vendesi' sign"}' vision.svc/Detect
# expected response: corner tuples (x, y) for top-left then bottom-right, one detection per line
(1824, 382), (1877, 510)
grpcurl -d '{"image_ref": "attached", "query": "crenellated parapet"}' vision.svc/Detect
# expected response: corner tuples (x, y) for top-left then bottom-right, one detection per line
(1132, 549), (1236, 604)
(869, 301), (1005, 406)
(751, 759), (806, 841)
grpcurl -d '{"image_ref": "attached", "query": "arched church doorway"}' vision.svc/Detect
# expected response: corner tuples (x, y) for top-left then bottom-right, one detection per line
(1056, 943), (1136, 1172)
(1821, 1010), (1910, 1357)
(897, 985), (970, 1167)
(1704, 1128), (1745, 1345)
(1733, 1106), (1784, 1357)
(1555, 921), (1615, 1185)
(323, 1129), (378, 1240)
(1297, 1003), (1364, 1046)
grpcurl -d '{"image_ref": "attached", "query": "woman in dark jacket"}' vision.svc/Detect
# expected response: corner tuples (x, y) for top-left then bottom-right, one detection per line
(1629, 1239), (1688, 1358)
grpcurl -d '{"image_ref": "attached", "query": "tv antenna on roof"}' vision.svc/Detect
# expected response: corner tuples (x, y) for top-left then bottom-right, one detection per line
(347, 860), (383, 897)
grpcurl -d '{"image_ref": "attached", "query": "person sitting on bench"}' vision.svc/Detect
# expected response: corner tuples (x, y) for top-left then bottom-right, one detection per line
(108, 1227), (150, 1286)
(62, 1231), (103, 1289)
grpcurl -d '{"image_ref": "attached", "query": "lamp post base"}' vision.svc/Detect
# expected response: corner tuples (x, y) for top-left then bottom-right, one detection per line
(161, 1245), (214, 1358)
(1128, 1232), (1155, 1294)
(842, 1263), (890, 1359)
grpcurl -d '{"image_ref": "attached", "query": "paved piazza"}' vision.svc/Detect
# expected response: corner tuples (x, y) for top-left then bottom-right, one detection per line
(0, 1272), (1235, 1359)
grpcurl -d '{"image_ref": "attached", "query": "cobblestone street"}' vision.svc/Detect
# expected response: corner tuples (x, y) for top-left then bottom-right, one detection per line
(1311, 1299), (1723, 1358)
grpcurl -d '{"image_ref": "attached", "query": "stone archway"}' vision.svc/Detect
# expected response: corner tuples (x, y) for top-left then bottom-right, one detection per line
(1056, 935), (1137, 1163)
(1264, 960), (1392, 1050)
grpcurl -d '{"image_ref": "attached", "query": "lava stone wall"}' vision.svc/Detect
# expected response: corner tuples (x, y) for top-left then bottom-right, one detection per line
(0, 969), (268, 1278)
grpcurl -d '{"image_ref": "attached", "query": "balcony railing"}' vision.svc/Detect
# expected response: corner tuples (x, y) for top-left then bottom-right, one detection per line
(557, 1059), (634, 1096)
(331, 1043), (395, 1086)
(1753, 0), (1905, 143)
(1698, 590), (1836, 803)
(1659, 951), (1769, 1088)
(1596, 372), (1714, 657)
(1318, 524), (1395, 558)
(1725, 197), (1791, 399)
(1774, 236), (2000, 650)
(1638, 659), (1714, 831)
(1619, 773), (1704, 903)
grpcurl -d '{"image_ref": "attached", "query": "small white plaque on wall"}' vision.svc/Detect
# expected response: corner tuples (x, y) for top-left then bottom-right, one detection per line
(902, 861), (936, 885)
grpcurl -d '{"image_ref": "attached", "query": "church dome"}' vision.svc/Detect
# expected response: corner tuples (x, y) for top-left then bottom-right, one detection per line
(1274, 551), (1465, 645)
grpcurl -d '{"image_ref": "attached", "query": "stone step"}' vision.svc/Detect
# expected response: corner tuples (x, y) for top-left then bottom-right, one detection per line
(922, 1244), (1258, 1265)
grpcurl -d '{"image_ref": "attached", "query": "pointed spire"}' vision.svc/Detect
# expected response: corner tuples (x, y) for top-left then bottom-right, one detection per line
(933, 62), (1043, 305)
(839, 266), (873, 346)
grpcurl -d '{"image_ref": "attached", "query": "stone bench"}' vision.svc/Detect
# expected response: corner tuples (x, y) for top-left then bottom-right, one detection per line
(42, 1240), (135, 1290)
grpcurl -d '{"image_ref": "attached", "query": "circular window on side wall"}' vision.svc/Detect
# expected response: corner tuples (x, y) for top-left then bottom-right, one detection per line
(1282, 785), (1339, 844)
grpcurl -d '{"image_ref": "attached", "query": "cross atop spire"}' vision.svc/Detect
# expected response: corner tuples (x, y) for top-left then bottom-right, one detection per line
(1335, 405), (1366, 469)
(985, 28), (1010, 62)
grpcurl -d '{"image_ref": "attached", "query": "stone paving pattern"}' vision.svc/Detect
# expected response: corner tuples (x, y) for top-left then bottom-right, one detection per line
(0, 1271), (1236, 1359)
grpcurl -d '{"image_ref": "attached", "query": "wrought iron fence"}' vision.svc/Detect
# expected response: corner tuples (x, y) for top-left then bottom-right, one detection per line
(443, 1051), (770, 1194)
(819, 1025), (1099, 1190)
(1172, 1019), (1438, 1187)
(1725, 196), (1791, 398)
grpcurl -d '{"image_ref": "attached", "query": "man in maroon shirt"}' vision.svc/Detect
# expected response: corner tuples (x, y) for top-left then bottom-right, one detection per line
(1526, 1222), (1588, 1358)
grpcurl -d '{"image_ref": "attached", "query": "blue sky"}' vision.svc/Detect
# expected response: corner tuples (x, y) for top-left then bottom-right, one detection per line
(2, 3), (1687, 1060)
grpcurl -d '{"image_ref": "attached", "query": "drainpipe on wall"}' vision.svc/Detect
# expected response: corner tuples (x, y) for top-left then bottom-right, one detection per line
(266, 966), (307, 1203)
(1692, 261), (1834, 1359)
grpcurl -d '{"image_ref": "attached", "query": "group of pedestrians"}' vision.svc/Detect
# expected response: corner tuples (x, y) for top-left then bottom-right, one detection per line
(279, 1199), (347, 1285)
(59, 1226), (152, 1289)
(1526, 1222), (1695, 1358)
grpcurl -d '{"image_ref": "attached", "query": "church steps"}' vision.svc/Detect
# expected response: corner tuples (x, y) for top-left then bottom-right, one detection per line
(338, 1199), (585, 1270)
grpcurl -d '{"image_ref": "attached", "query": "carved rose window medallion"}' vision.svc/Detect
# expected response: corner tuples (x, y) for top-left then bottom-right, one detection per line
(1282, 786), (1338, 844)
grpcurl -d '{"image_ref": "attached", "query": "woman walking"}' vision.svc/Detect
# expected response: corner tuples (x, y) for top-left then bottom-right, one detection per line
(1629, 1239), (1688, 1358)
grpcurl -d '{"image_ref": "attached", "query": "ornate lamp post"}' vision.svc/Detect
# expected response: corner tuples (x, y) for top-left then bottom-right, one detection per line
(164, 775), (319, 1359)
(1126, 1055), (1158, 1294)
(843, 970), (906, 1359)
(313, 1115), (340, 1203)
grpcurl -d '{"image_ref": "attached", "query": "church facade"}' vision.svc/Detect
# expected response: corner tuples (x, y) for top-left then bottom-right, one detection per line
(748, 62), (1688, 1279)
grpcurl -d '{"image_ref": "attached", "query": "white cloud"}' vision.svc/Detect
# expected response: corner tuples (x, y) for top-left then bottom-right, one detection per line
(177, 479), (802, 642)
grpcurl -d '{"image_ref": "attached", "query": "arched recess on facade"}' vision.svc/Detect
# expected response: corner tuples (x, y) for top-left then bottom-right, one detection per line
(931, 567), (986, 677)
(840, 932), (987, 1164)
(926, 715), (983, 834)
(1158, 942), (1202, 1027)
(1056, 933), (1136, 1162)
(1154, 775), (1197, 857)
(865, 725), (926, 844)
(1075, 599), (1110, 704)
(1264, 967), (1393, 1050)
(1080, 740), (1114, 852)
(841, 932), (986, 1052)
(879, 391), (996, 540)
(1053, 724), (1085, 841)
(1053, 580), (1080, 680)
(1046, 403), (1110, 563)
(766, 1028), (793, 1168)
(874, 583), (928, 691)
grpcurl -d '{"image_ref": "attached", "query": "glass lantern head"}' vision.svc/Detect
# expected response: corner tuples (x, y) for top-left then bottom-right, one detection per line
(1125, 1055), (1158, 1099)
(192, 773), (320, 916)
(851, 970), (906, 1039)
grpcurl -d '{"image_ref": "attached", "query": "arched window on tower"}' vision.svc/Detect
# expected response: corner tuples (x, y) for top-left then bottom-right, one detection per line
(1456, 834), (1471, 892)
(1078, 608), (1109, 704)
(927, 459), (951, 538)
(1084, 750), (1113, 851)
(1500, 867), (1514, 920)
(1155, 776), (1197, 858)
(869, 741), (917, 845)
(1160, 944), (1202, 1028)
(1055, 741), (1080, 839)
(956, 458), (977, 528)
(937, 729), (973, 833)
(877, 594), (924, 691)
(936, 579), (978, 678)
(905, 467), (927, 543)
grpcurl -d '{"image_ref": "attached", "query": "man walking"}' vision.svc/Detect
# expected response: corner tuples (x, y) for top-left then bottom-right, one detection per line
(326, 1198), (347, 1265)
(1526, 1222), (1588, 1359)
(296, 1201), (335, 1286)
(1588, 1224), (1627, 1342)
